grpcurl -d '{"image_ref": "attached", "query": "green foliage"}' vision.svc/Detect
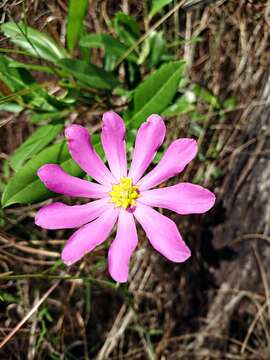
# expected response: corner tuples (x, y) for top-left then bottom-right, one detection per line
(67, 0), (89, 53)
(192, 84), (221, 109)
(223, 97), (237, 110)
(36, 308), (53, 352)
(148, 31), (166, 68)
(10, 124), (64, 171)
(58, 58), (119, 90)
(80, 33), (138, 65)
(0, 55), (68, 114)
(131, 61), (186, 127)
(162, 91), (195, 116)
(1, 142), (83, 207)
(0, 5), (225, 207)
(1, 22), (69, 62)
(0, 102), (23, 112)
(149, 0), (174, 19)
(0, 291), (18, 303)
(111, 12), (140, 47)
(0, 54), (35, 92)
(138, 31), (168, 68)
(31, 109), (72, 124)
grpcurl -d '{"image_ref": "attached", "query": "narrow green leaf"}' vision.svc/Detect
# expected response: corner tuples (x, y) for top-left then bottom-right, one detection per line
(189, 122), (204, 137)
(1, 22), (69, 63)
(58, 58), (118, 90)
(149, 0), (174, 19)
(131, 61), (186, 127)
(162, 91), (195, 116)
(0, 54), (35, 92)
(113, 13), (140, 38)
(8, 59), (56, 74)
(148, 31), (166, 68)
(137, 38), (151, 65)
(31, 109), (72, 123)
(1, 141), (83, 207)
(0, 55), (64, 113)
(67, 0), (89, 52)
(192, 84), (221, 109)
(10, 124), (64, 171)
(80, 33), (137, 62)
(111, 12), (140, 47)
(0, 103), (23, 112)
(80, 33), (103, 48)
(223, 97), (237, 110)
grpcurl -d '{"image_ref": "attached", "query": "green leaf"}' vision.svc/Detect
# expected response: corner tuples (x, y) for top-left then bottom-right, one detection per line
(0, 55), (58, 112)
(58, 58), (119, 90)
(137, 38), (151, 65)
(31, 109), (72, 123)
(1, 22), (69, 63)
(191, 110), (207, 122)
(8, 59), (56, 74)
(0, 291), (18, 303)
(10, 124), (64, 171)
(223, 97), (237, 110)
(0, 55), (67, 114)
(148, 31), (166, 68)
(162, 91), (195, 116)
(149, 0), (174, 19)
(113, 13), (140, 38)
(0, 54), (35, 92)
(111, 12), (140, 47)
(189, 122), (204, 137)
(131, 61), (186, 127)
(80, 33), (137, 63)
(192, 84), (220, 109)
(67, 0), (89, 52)
(29, 94), (58, 112)
(0, 102), (23, 112)
(1, 141), (83, 207)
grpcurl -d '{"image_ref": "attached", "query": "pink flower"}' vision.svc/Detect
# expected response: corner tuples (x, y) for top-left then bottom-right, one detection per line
(35, 112), (215, 282)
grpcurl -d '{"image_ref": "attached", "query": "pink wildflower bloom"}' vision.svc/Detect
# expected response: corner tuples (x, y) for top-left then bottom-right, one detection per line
(35, 112), (215, 282)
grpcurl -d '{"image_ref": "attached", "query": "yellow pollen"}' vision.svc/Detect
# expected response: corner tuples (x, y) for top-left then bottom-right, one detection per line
(109, 177), (139, 209)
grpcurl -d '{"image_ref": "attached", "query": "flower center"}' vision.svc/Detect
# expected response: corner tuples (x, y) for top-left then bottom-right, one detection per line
(109, 177), (140, 209)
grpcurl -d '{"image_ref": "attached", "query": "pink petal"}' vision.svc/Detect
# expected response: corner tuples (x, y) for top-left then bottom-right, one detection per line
(35, 198), (110, 229)
(38, 164), (108, 198)
(134, 203), (191, 262)
(128, 114), (166, 184)
(137, 139), (198, 190)
(61, 205), (119, 266)
(65, 124), (116, 186)
(108, 209), (138, 283)
(101, 111), (127, 180)
(140, 183), (215, 215)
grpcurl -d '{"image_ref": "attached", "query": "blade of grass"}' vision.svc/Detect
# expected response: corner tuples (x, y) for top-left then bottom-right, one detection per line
(113, 0), (186, 69)
(67, 0), (89, 53)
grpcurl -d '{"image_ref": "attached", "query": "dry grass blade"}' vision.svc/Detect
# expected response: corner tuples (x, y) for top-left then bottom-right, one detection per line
(240, 298), (270, 354)
(0, 281), (59, 349)
(183, 0), (222, 10)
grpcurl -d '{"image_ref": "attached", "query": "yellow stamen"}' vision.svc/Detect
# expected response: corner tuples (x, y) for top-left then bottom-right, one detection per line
(109, 177), (140, 209)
